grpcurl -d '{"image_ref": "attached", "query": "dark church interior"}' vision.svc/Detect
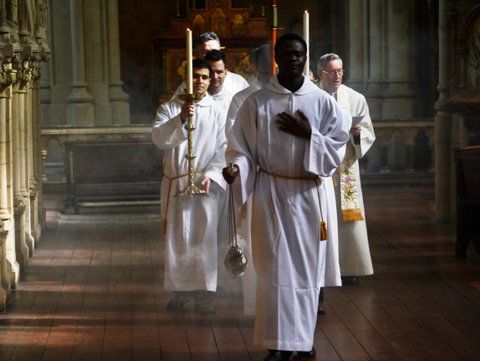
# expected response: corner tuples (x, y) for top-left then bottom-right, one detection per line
(0, 0), (479, 360)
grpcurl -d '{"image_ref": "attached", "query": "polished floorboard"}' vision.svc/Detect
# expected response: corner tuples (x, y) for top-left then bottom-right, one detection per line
(0, 185), (479, 361)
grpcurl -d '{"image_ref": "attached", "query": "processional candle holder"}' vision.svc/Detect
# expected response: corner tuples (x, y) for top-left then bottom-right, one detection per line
(303, 10), (310, 77)
(175, 93), (207, 197)
(176, 28), (207, 198)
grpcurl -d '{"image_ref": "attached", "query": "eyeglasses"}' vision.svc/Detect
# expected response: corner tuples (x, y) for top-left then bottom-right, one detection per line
(322, 68), (344, 76)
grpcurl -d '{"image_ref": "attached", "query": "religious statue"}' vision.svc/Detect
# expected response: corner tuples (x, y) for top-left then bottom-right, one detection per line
(232, 13), (246, 36)
(192, 14), (205, 36)
(211, 8), (226, 36)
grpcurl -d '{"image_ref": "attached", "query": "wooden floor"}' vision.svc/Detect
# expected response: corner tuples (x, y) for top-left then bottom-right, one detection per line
(1, 185), (480, 361)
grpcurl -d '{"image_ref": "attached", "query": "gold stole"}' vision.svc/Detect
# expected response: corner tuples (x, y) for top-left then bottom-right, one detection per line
(333, 85), (364, 222)
(339, 144), (364, 222)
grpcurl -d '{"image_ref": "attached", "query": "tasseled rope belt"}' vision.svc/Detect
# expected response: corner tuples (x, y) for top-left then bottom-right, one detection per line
(259, 168), (328, 240)
(161, 170), (205, 235)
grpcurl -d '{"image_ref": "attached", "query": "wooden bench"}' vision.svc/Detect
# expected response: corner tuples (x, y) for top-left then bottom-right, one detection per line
(64, 140), (163, 214)
(454, 145), (480, 258)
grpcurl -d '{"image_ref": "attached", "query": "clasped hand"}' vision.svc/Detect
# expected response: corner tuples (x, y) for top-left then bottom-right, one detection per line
(222, 163), (239, 184)
(276, 110), (312, 139)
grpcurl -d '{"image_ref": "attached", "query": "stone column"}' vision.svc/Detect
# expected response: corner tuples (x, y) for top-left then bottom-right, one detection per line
(20, 59), (34, 256)
(346, 0), (388, 120)
(365, 0), (386, 120)
(106, 0), (130, 124)
(0, 71), (11, 240)
(0, 223), (7, 311)
(4, 71), (21, 287)
(0, 65), (13, 299)
(12, 61), (30, 268)
(346, 0), (366, 92)
(382, 0), (416, 119)
(434, 0), (451, 222)
(66, 0), (94, 125)
(24, 59), (39, 247)
(30, 60), (43, 240)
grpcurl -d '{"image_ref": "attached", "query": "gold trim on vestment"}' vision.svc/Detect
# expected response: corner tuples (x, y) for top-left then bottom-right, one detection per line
(338, 162), (364, 222)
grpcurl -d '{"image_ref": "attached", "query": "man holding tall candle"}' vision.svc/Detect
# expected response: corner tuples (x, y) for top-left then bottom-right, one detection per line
(223, 34), (350, 361)
(152, 58), (228, 315)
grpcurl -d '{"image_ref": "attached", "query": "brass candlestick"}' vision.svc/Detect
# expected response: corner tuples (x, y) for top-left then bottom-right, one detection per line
(176, 93), (207, 197)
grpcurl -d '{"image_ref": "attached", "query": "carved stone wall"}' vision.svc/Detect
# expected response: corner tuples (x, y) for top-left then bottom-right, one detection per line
(0, 0), (49, 310)
(41, 0), (130, 127)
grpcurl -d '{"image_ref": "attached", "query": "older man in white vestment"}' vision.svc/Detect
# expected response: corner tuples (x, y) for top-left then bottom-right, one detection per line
(317, 53), (375, 287)
(152, 59), (227, 315)
(223, 34), (350, 361)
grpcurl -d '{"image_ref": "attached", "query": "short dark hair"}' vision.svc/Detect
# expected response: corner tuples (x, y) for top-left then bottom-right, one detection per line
(192, 58), (211, 73)
(197, 31), (220, 45)
(274, 33), (307, 55)
(253, 44), (272, 67)
(204, 49), (228, 68)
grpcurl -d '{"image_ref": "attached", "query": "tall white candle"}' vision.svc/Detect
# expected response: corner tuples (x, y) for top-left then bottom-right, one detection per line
(303, 10), (309, 77)
(186, 28), (193, 94)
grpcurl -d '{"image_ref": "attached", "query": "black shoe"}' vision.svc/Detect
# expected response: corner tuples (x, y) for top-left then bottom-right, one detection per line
(263, 349), (293, 361)
(318, 288), (326, 315)
(341, 276), (359, 286)
(296, 347), (316, 359)
(193, 290), (216, 315)
(166, 291), (191, 312)
(194, 302), (215, 315)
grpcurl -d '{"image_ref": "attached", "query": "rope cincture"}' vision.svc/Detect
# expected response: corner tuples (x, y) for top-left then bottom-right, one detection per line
(259, 168), (327, 241)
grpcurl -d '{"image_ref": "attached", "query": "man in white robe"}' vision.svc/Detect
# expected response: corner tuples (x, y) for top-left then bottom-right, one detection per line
(172, 31), (249, 99)
(223, 34), (350, 361)
(226, 44), (273, 316)
(152, 59), (227, 315)
(226, 44), (273, 137)
(317, 53), (375, 284)
(202, 48), (242, 296)
(204, 49), (234, 109)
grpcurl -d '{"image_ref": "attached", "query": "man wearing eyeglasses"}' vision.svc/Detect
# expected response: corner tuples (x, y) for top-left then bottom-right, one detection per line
(317, 53), (376, 308)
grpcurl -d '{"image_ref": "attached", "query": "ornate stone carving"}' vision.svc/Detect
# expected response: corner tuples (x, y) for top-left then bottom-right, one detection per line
(18, 0), (34, 34)
(13, 55), (32, 89)
(0, 55), (15, 91)
(7, 0), (18, 28)
(0, 221), (6, 247)
(36, 0), (46, 30)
